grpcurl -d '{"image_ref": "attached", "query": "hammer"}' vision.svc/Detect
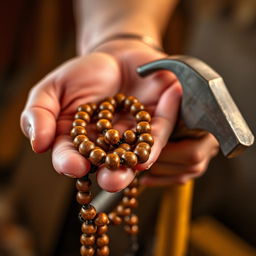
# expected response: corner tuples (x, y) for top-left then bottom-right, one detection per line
(92, 56), (254, 255)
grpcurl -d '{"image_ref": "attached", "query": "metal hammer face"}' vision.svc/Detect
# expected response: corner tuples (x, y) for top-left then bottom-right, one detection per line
(137, 55), (254, 158)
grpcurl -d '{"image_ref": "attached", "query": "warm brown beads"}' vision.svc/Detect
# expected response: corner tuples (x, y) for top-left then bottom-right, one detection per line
(122, 151), (138, 168)
(72, 94), (153, 169)
(104, 129), (120, 145)
(76, 179), (92, 192)
(73, 119), (87, 127)
(134, 146), (150, 163)
(80, 245), (95, 256)
(78, 104), (94, 116)
(114, 93), (126, 107)
(80, 205), (97, 220)
(76, 191), (93, 205)
(80, 234), (95, 246)
(89, 148), (106, 166)
(71, 126), (87, 138)
(79, 141), (95, 157)
(137, 133), (154, 146)
(136, 121), (151, 134)
(95, 212), (109, 226)
(96, 119), (112, 132)
(105, 153), (120, 170)
(98, 110), (113, 121)
(135, 110), (151, 122)
(72, 95), (153, 256)
(73, 135), (89, 148)
(75, 111), (91, 123)
(123, 130), (136, 144)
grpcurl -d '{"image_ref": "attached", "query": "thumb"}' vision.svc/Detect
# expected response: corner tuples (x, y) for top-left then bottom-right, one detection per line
(20, 79), (60, 152)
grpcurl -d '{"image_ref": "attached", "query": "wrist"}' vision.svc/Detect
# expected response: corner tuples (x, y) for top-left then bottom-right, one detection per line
(77, 14), (162, 55)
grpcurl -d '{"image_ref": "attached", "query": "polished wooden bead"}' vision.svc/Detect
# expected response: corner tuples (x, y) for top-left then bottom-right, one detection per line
(80, 234), (95, 246)
(136, 142), (151, 152)
(124, 225), (139, 235)
(76, 179), (92, 192)
(78, 104), (93, 116)
(70, 126), (87, 138)
(105, 96), (117, 107)
(105, 153), (120, 170)
(135, 110), (151, 122)
(96, 234), (109, 247)
(80, 245), (95, 256)
(81, 223), (97, 234)
(95, 212), (109, 226)
(72, 118), (87, 127)
(96, 136), (110, 151)
(124, 96), (139, 110)
(116, 205), (131, 216)
(99, 101), (115, 113)
(89, 148), (106, 166)
(122, 151), (138, 168)
(96, 119), (112, 132)
(79, 141), (95, 157)
(123, 187), (139, 197)
(75, 111), (91, 123)
(76, 191), (93, 205)
(98, 110), (113, 121)
(73, 135), (89, 148)
(130, 102), (144, 115)
(114, 93), (126, 107)
(96, 245), (110, 256)
(113, 147), (126, 158)
(90, 103), (97, 112)
(122, 196), (138, 208)
(123, 130), (136, 145)
(97, 225), (108, 235)
(108, 212), (122, 225)
(80, 205), (97, 220)
(137, 133), (154, 146)
(124, 214), (139, 225)
(136, 121), (151, 134)
(119, 143), (131, 151)
(104, 129), (120, 145)
(134, 146), (150, 163)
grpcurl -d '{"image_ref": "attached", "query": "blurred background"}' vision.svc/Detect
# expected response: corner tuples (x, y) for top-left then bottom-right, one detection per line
(0, 0), (255, 255)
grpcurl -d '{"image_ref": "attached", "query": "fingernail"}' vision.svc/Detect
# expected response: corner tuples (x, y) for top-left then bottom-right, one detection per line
(27, 125), (36, 151)
(63, 173), (77, 178)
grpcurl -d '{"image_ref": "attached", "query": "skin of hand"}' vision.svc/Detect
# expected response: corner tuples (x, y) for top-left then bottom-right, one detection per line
(20, 40), (219, 192)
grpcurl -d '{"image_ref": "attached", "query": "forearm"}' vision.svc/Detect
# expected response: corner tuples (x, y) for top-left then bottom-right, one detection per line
(75, 0), (178, 55)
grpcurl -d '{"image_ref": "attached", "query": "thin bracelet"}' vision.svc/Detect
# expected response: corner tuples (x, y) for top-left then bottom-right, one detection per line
(89, 33), (164, 52)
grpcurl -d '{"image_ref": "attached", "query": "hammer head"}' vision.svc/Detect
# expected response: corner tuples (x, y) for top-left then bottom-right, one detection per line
(137, 55), (254, 158)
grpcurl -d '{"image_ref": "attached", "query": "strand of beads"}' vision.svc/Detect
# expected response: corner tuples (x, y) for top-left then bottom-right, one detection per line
(71, 94), (154, 256)
(77, 174), (110, 256)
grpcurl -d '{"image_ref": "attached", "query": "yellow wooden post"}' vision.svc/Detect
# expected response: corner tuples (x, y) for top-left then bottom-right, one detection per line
(154, 180), (194, 256)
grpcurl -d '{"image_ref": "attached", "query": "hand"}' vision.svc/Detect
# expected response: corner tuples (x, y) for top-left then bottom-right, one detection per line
(140, 133), (219, 186)
(20, 40), (218, 192)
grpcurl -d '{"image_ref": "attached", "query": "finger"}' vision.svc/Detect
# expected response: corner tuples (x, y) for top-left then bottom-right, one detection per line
(136, 81), (182, 170)
(97, 167), (136, 192)
(158, 133), (219, 165)
(149, 158), (209, 176)
(20, 78), (60, 153)
(52, 135), (90, 177)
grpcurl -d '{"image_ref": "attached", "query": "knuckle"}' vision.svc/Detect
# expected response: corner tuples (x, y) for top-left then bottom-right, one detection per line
(188, 150), (204, 165)
(187, 163), (205, 174)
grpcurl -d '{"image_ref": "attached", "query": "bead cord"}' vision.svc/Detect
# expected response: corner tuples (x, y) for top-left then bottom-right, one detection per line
(72, 94), (153, 255)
